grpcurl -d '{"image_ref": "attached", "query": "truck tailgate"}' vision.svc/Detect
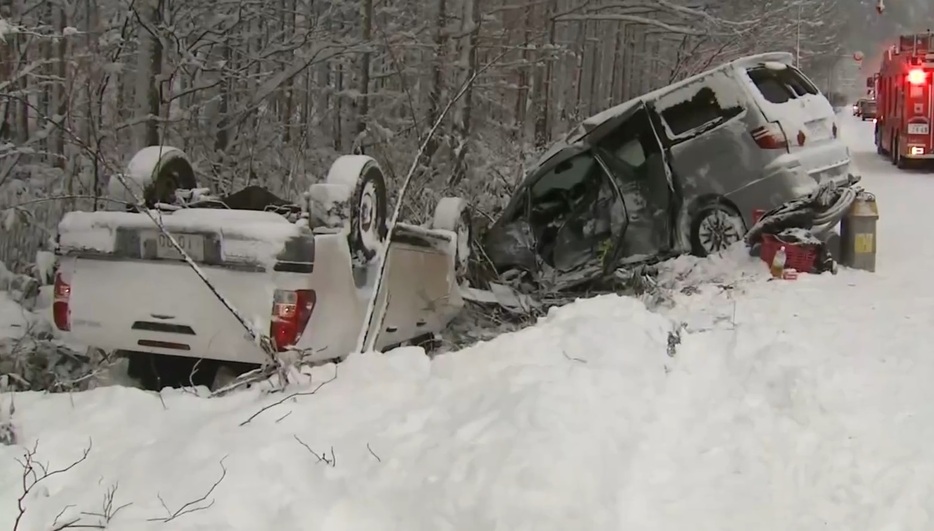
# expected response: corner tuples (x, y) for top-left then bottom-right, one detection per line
(63, 258), (273, 363)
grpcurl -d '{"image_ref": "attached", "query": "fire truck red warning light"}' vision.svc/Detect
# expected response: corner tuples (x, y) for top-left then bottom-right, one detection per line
(907, 69), (927, 85)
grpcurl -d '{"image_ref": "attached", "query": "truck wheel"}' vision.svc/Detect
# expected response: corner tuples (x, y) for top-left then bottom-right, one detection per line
(326, 156), (389, 267)
(897, 151), (910, 169)
(430, 197), (472, 281)
(113, 147), (197, 209)
(690, 200), (745, 257)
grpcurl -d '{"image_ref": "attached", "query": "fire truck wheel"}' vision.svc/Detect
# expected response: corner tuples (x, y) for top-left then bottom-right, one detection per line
(896, 149), (910, 169)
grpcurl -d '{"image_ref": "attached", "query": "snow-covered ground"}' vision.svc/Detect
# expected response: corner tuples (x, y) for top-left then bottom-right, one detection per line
(4, 115), (934, 530)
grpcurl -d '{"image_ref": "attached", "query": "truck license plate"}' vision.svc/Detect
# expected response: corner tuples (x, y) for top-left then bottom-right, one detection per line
(908, 123), (929, 135)
(153, 232), (204, 261)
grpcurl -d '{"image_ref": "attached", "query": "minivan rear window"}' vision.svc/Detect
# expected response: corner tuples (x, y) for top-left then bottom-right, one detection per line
(747, 65), (820, 104)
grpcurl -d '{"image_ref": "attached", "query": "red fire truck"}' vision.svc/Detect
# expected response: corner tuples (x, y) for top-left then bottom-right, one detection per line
(873, 33), (934, 169)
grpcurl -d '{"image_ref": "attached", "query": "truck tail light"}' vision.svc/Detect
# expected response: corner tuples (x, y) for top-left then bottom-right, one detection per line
(53, 272), (71, 331)
(269, 289), (316, 351)
(908, 69), (927, 85)
(750, 122), (789, 150)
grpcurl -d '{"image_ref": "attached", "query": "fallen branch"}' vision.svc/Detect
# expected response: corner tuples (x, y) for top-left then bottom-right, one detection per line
(210, 346), (333, 398)
(366, 443), (381, 463)
(14, 440), (92, 531)
(49, 482), (131, 530)
(148, 456), (228, 523)
(77, 483), (131, 527)
(293, 435), (336, 467)
(239, 365), (338, 427)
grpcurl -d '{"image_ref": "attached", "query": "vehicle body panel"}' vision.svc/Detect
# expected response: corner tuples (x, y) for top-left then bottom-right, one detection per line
(858, 99), (878, 119)
(484, 52), (850, 288)
(874, 33), (934, 161)
(57, 209), (464, 364)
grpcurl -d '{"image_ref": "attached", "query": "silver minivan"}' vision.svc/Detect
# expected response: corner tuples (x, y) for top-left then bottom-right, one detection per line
(482, 52), (850, 287)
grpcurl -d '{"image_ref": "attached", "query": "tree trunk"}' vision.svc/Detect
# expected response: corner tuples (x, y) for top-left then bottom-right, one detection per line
(449, 0), (481, 187)
(214, 43), (231, 153)
(52, 3), (67, 170)
(533, 0), (557, 148)
(514, 2), (530, 140)
(423, 0), (448, 164)
(139, 0), (164, 147)
(355, 0), (373, 149)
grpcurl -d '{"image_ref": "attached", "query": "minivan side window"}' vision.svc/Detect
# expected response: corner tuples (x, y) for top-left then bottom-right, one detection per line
(658, 85), (743, 137)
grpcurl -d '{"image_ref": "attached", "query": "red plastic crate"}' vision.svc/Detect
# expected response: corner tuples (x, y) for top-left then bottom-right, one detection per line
(759, 233), (819, 273)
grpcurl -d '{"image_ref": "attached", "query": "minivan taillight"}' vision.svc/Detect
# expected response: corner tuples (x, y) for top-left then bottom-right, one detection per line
(270, 289), (316, 351)
(53, 272), (71, 331)
(750, 123), (789, 150)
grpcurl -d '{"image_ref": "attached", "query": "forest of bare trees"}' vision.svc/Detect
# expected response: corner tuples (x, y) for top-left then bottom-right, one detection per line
(0, 0), (902, 271)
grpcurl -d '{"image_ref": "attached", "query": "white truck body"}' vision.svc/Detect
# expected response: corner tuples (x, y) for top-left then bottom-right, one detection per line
(54, 207), (465, 365)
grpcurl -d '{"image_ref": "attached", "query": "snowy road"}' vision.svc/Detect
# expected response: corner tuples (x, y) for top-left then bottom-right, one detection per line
(5, 114), (934, 530)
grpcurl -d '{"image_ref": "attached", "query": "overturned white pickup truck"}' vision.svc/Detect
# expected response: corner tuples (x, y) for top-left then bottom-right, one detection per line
(53, 147), (472, 389)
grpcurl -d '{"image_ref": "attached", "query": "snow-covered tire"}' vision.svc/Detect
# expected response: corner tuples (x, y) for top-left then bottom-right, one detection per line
(109, 146), (197, 209)
(430, 197), (472, 280)
(325, 156), (388, 266)
(690, 201), (745, 257)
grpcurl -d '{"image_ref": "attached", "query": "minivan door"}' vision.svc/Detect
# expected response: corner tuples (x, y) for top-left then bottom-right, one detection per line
(593, 103), (673, 261)
(649, 72), (750, 226)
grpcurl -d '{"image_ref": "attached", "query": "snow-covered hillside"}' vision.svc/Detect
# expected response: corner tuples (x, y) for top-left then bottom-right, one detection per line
(5, 115), (934, 530)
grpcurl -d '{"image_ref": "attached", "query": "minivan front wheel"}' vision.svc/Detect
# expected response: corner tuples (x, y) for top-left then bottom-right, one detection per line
(690, 202), (745, 257)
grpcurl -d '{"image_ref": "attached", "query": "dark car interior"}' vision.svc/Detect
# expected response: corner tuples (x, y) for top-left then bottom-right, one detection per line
(489, 106), (675, 278)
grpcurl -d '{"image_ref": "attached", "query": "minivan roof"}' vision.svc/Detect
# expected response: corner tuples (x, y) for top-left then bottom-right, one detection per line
(530, 51), (795, 172)
(568, 52), (794, 142)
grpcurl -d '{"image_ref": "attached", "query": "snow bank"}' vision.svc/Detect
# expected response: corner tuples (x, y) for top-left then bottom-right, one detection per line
(0, 295), (677, 531)
(8, 230), (934, 529)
